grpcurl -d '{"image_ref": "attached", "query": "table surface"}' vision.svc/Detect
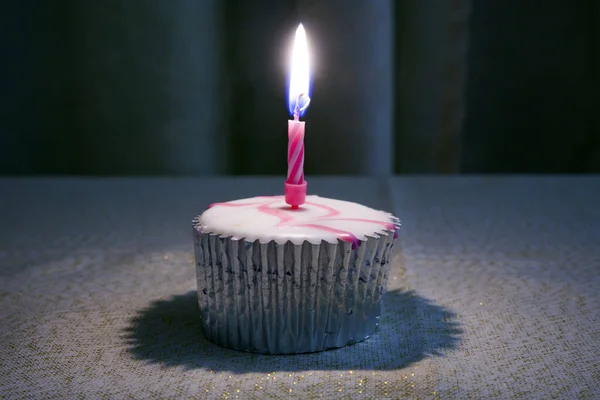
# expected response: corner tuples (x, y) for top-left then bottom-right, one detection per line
(1, 176), (599, 399)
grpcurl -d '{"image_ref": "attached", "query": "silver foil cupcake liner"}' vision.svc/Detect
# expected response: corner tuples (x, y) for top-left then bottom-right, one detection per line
(192, 216), (400, 354)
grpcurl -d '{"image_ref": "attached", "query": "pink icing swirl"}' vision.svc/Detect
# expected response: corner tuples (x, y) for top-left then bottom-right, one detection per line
(208, 196), (397, 248)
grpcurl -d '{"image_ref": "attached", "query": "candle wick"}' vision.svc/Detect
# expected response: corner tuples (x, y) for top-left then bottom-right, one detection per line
(293, 94), (301, 120)
(299, 96), (311, 113)
(293, 93), (311, 121)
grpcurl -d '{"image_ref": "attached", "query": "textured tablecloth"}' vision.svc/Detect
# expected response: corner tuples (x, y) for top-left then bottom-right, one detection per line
(0, 176), (599, 399)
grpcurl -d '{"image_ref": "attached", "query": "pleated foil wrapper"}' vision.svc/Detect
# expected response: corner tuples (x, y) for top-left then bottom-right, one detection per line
(192, 216), (400, 355)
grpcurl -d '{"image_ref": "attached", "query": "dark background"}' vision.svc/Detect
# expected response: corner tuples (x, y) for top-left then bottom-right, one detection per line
(1, 0), (598, 175)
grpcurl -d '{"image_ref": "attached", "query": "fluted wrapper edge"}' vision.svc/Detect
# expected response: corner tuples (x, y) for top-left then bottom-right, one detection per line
(192, 216), (400, 354)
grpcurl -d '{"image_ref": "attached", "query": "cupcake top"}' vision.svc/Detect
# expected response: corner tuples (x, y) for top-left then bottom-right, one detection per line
(196, 195), (399, 246)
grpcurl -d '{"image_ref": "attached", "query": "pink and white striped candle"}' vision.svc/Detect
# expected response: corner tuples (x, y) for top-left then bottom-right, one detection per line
(287, 118), (305, 185)
(284, 24), (311, 208)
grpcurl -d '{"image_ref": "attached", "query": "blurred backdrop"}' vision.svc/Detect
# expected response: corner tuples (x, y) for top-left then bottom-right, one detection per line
(0, 0), (598, 175)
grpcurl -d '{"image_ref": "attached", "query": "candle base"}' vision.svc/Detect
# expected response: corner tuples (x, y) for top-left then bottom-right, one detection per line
(284, 181), (307, 207)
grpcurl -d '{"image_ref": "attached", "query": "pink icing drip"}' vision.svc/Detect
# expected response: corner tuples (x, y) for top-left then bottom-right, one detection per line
(208, 201), (264, 208)
(303, 202), (395, 231)
(303, 200), (340, 218)
(294, 223), (361, 249)
(207, 196), (397, 245)
(316, 217), (395, 231)
(257, 201), (295, 224)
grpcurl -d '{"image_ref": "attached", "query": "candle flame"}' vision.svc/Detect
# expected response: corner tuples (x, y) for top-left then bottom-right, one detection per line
(288, 23), (311, 118)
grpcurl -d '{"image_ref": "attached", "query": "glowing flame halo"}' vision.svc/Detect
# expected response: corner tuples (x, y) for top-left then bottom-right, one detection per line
(287, 23), (311, 118)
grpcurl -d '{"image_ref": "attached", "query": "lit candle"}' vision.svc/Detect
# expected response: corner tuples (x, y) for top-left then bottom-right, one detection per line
(285, 23), (311, 208)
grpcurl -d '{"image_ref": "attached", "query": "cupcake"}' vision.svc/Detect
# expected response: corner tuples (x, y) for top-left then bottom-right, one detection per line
(192, 195), (400, 354)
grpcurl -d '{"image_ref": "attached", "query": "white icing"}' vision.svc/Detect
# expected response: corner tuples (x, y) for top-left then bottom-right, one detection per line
(197, 195), (397, 245)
